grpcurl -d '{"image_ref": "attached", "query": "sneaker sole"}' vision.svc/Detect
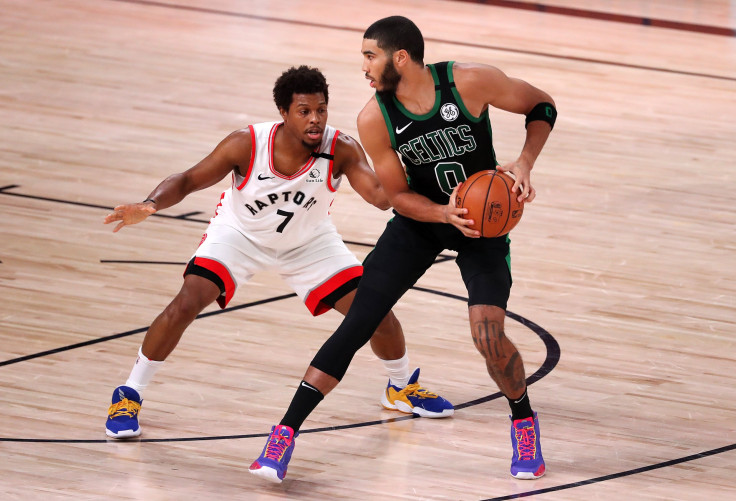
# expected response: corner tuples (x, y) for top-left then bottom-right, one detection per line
(511, 464), (546, 479)
(511, 471), (546, 480)
(249, 466), (283, 484)
(412, 407), (454, 418)
(105, 427), (141, 439)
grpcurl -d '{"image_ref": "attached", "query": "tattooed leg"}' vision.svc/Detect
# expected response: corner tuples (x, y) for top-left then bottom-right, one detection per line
(468, 304), (526, 399)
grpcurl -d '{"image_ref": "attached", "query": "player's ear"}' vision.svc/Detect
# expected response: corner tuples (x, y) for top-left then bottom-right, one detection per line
(278, 106), (288, 121)
(394, 49), (410, 68)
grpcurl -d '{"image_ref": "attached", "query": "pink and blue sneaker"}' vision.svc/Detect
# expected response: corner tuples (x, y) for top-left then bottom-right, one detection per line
(510, 411), (546, 479)
(249, 425), (298, 483)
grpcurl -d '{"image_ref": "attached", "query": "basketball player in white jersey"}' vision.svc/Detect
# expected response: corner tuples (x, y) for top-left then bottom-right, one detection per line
(103, 66), (453, 442)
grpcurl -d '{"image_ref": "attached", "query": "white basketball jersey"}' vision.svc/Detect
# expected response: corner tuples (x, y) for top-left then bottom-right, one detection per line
(210, 121), (342, 249)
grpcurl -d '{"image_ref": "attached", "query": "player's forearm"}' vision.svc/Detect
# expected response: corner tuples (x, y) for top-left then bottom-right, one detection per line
(390, 191), (447, 223)
(353, 185), (391, 211)
(144, 172), (193, 211)
(518, 121), (552, 168)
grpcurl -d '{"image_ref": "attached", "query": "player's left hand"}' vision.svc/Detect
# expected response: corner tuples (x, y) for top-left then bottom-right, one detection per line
(103, 202), (156, 232)
(497, 158), (536, 203)
(446, 183), (481, 238)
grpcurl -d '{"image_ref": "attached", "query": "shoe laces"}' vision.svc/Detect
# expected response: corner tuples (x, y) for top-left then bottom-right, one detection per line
(108, 398), (141, 419)
(264, 430), (292, 461)
(399, 383), (438, 400)
(514, 422), (537, 460)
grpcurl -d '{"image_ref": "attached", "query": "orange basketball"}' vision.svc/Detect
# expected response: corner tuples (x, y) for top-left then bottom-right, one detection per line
(455, 170), (524, 238)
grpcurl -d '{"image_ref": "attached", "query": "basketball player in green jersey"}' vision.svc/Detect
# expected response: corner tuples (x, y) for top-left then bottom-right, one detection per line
(251, 16), (556, 482)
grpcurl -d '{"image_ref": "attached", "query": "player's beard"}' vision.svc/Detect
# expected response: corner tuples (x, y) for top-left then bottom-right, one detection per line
(379, 59), (401, 93)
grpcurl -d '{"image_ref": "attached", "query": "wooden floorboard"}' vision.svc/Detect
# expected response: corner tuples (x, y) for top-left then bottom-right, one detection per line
(1, 0), (735, 499)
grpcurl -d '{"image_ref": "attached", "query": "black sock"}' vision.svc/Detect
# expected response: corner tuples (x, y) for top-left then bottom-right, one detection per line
(507, 389), (534, 421)
(279, 380), (324, 432)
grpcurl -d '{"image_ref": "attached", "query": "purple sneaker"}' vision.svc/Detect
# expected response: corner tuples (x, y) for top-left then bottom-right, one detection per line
(249, 425), (298, 483)
(510, 411), (546, 479)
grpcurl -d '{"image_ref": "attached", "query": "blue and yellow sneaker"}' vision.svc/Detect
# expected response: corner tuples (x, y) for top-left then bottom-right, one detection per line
(381, 368), (454, 418)
(249, 425), (298, 483)
(510, 411), (546, 479)
(105, 385), (142, 438)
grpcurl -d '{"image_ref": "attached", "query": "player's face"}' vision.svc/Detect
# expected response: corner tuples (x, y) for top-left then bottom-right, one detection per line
(362, 39), (401, 93)
(282, 93), (328, 148)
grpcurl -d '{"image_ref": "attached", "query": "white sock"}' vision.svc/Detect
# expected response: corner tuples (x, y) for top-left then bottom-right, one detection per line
(125, 346), (164, 395)
(382, 353), (410, 388)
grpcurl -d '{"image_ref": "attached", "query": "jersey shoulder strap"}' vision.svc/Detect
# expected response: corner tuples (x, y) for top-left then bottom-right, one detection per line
(431, 61), (454, 93)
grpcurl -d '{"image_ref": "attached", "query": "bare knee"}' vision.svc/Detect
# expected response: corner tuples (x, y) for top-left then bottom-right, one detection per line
(369, 310), (405, 361)
(163, 275), (220, 324)
(163, 294), (202, 324)
(374, 310), (401, 338)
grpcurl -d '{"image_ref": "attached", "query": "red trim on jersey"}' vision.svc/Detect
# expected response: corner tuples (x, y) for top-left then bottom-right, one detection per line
(268, 122), (319, 180)
(235, 125), (256, 190)
(267, 122), (279, 174)
(326, 130), (340, 192)
(211, 190), (226, 220)
(305, 265), (363, 316)
(193, 257), (236, 309)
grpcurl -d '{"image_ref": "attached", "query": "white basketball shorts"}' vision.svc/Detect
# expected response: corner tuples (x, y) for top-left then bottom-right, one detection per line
(185, 222), (362, 316)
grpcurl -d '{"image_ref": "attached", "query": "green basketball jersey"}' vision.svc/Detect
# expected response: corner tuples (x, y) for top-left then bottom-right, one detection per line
(375, 61), (498, 204)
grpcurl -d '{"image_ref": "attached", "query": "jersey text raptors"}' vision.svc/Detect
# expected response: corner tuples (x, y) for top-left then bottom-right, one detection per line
(209, 121), (342, 249)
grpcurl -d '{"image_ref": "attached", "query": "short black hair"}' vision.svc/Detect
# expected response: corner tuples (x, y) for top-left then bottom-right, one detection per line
(272, 66), (329, 112)
(364, 16), (424, 64)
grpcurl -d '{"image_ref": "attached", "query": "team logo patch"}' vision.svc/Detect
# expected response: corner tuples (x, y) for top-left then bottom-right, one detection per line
(306, 167), (322, 182)
(440, 103), (459, 122)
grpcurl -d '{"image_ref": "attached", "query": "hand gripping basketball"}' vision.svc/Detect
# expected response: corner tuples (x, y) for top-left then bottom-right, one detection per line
(455, 170), (524, 238)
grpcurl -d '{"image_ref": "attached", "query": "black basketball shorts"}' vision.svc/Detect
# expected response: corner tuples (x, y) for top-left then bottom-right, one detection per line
(360, 213), (512, 310)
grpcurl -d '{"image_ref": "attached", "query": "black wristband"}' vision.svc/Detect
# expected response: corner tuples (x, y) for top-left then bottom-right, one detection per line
(525, 102), (557, 130)
(142, 198), (156, 205)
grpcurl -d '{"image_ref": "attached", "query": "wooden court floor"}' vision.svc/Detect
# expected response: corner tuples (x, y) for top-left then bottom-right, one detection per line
(1, 0), (735, 499)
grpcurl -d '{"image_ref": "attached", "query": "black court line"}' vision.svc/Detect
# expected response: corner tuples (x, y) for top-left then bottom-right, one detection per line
(0, 293), (298, 367)
(174, 211), (204, 219)
(112, 0), (735, 37)
(100, 260), (186, 265)
(0, 184), (210, 223)
(0, 185), (457, 259)
(5, 279), (734, 501)
(453, 0), (735, 37)
(108, 0), (736, 82)
(2, 187), (732, 498)
(0, 288), (558, 444)
(483, 442), (736, 500)
(100, 254), (455, 265)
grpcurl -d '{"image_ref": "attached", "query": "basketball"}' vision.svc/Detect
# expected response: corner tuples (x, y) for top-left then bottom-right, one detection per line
(455, 170), (524, 237)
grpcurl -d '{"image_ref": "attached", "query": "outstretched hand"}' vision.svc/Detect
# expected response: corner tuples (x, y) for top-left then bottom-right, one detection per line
(445, 183), (480, 238)
(497, 158), (536, 203)
(103, 202), (156, 232)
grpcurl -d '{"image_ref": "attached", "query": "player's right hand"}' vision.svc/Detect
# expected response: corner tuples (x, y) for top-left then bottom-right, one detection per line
(103, 202), (156, 232)
(444, 183), (480, 238)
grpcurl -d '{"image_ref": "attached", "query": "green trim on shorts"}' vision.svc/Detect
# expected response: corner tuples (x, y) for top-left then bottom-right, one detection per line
(505, 234), (512, 277)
